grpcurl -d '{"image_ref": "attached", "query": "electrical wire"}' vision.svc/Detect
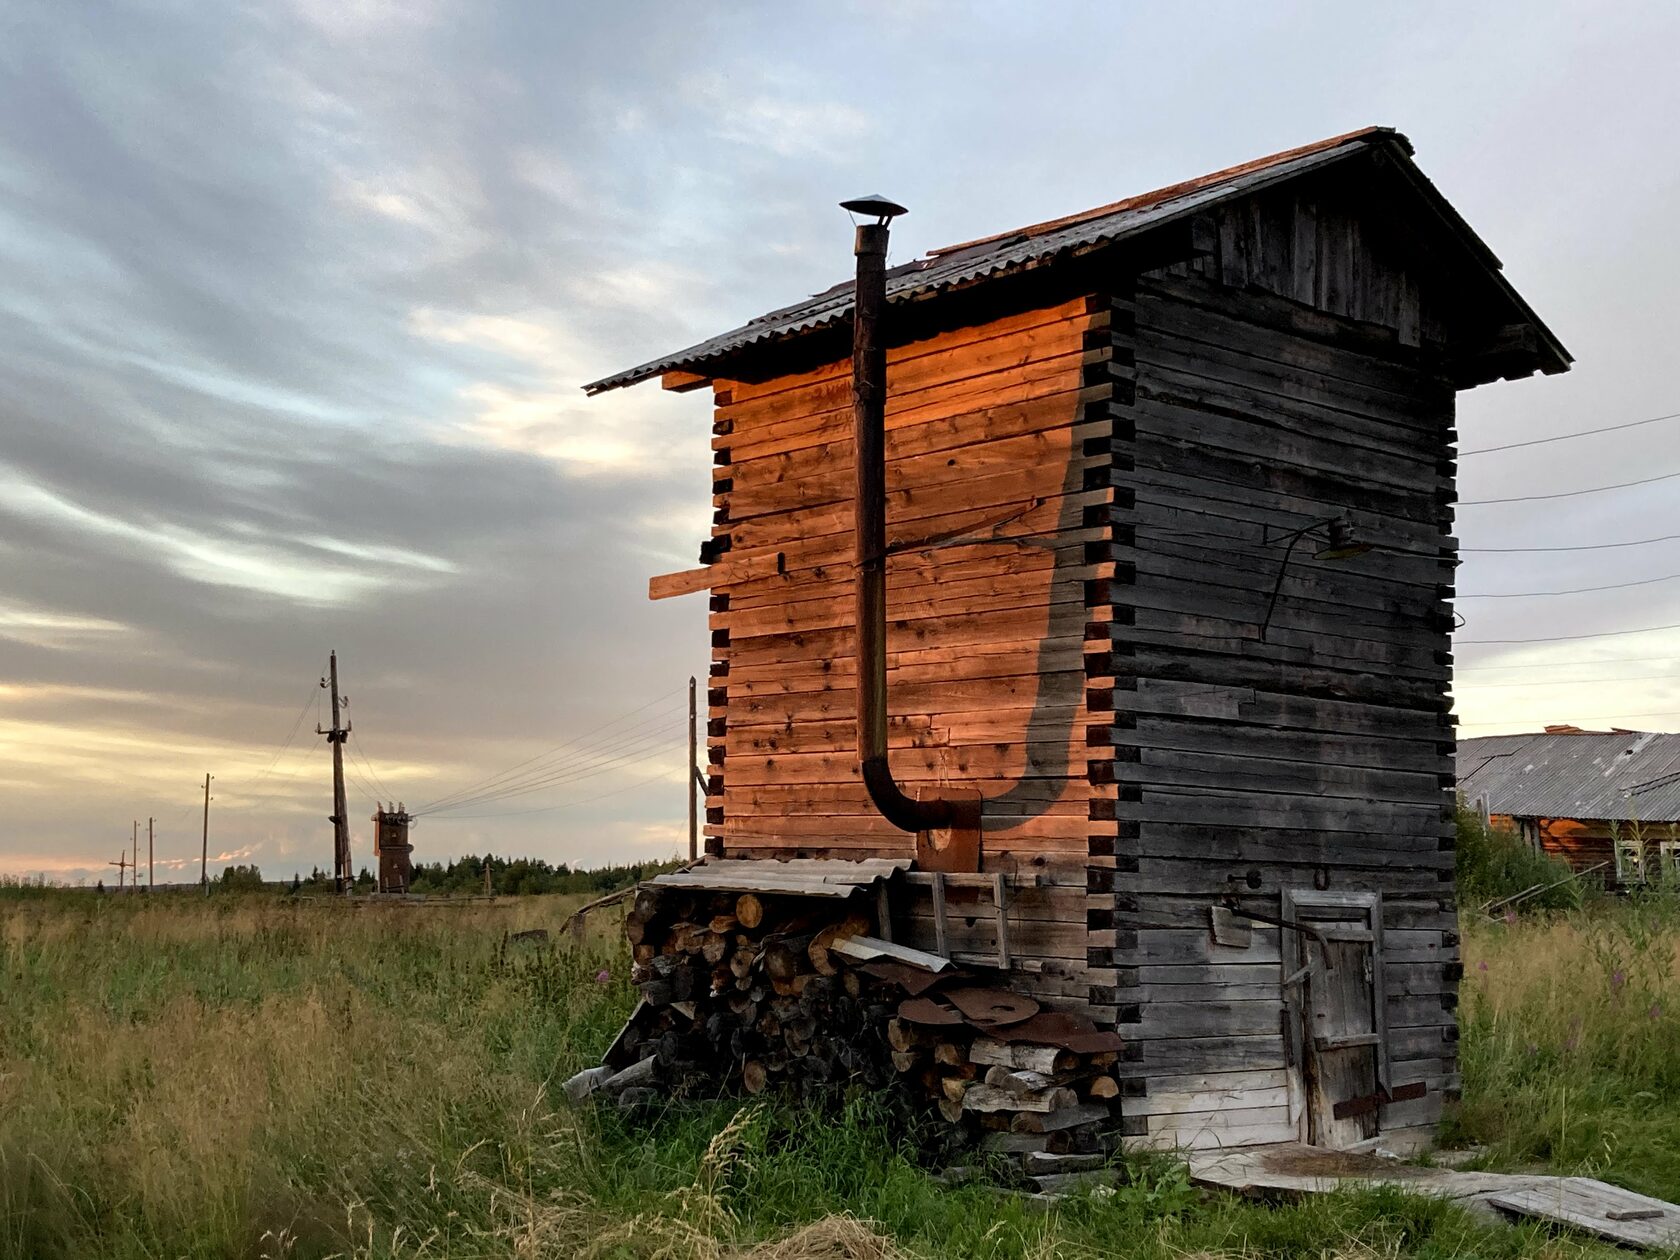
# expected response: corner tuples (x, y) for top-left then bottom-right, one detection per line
(1456, 570), (1680, 599)
(411, 700), (688, 814)
(416, 731), (686, 816)
(1460, 466), (1680, 506)
(1460, 620), (1680, 646)
(1463, 531), (1680, 554)
(1458, 707), (1680, 729)
(219, 686), (319, 801)
(1452, 672), (1680, 690)
(1460, 409), (1680, 456)
(411, 687), (684, 813)
(416, 732), (687, 816)
(1457, 654), (1680, 672)
(349, 730), (396, 804)
(413, 715), (685, 817)
(419, 764), (682, 820)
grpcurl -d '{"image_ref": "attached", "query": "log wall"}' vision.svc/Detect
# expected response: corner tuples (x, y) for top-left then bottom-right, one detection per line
(1097, 183), (1463, 1148)
(702, 293), (1124, 1020)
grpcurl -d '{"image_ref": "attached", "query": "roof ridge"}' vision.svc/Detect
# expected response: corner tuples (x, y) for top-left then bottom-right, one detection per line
(924, 126), (1402, 259)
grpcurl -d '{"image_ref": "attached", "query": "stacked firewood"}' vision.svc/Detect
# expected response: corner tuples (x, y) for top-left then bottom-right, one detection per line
(567, 882), (1122, 1176)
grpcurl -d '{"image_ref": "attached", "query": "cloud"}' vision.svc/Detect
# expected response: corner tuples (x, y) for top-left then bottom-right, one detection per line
(0, 0), (1676, 878)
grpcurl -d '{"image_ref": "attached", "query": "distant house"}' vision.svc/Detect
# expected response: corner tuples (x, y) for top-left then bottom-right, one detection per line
(1459, 728), (1680, 884)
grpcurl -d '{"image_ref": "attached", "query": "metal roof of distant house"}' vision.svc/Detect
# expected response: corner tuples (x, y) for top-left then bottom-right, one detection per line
(584, 126), (1570, 395)
(1459, 731), (1680, 823)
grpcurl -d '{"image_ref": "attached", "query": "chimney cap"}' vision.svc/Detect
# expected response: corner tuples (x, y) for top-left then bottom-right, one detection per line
(840, 194), (908, 222)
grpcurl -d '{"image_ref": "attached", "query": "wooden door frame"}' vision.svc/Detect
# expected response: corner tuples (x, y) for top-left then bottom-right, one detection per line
(1280, 888), (1389, 1144)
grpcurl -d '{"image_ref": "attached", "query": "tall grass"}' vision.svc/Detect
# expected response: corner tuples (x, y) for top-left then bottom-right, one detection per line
(1456, 893), (1680, 1200)
(1, 888), (1660, 1259)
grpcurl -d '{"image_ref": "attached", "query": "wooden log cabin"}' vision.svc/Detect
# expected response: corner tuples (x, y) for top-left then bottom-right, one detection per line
(1460, 729), (1680, 886)
(587, 127), (1570, 1152)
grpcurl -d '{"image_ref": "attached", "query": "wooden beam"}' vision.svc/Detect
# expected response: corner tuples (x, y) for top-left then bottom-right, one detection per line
(649, 551), (785, 600)
(661, 369), (711, 392)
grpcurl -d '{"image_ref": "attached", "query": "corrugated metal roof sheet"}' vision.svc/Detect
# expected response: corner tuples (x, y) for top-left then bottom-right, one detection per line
(1458, 731), (1680, 822)
(583, 126), (1568, 396)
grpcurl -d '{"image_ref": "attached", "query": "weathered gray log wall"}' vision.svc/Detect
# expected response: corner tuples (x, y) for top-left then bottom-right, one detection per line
(1096, 182), (1462, 1150)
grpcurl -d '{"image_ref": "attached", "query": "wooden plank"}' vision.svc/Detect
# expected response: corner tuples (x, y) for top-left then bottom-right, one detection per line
(649, 550), (786, 600)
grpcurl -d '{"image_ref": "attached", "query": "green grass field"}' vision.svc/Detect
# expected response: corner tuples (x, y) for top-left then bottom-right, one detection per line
(4, 888), (1679, 1259)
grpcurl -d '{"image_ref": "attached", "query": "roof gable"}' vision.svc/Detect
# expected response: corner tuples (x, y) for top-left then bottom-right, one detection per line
(584, 127), (1569, 396)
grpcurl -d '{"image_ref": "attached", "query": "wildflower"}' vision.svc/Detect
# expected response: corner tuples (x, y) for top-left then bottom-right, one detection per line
(1504, 909), (1517, 925)
(1652, 1004), (1663, 1020)
(1477, 961), (1488, 972)
(595, 968), (611, 984)
(1612, 970), (1626, 991)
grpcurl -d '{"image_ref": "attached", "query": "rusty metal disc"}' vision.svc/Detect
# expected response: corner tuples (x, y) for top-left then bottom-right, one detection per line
(861, 960), (949, 997)
(991, 1009), (1124, 1054)
(945, 986), (1039, 1028)
(898, 996), (964, 1025)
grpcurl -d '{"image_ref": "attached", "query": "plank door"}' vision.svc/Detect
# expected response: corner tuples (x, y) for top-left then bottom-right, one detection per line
(1281, 890), (1388, 1149)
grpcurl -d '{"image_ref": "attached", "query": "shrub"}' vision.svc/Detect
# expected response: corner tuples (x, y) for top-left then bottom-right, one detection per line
(1456, 799), (1580, 913)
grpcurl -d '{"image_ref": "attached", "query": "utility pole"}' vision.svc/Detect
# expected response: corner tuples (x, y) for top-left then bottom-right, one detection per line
(108, 853), (129, 890)
(688, 675), (699, 861)
(317, 652), (352, 895)
(131, 820), (138, 891)
(201, 773), (213, 894)
(148, 817), (154, 890)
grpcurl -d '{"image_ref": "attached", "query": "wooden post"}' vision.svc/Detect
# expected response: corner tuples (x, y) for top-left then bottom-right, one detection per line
(319, 652), (352, 894)
(687, 675), (698, 862)
(131, 820), (138, 889)
(201, 773), (212, 894)
(147, 817), (154, 890)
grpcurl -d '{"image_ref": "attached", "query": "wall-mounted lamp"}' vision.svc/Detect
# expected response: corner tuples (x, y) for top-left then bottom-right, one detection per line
(1258, 516), (1373, 642)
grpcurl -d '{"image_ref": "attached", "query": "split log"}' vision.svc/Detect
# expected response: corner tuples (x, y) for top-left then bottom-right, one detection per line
(599, 1056), (657, 1097)
(970, 1038), (1076, 1074)
(962, 1084), (1079, 1114)
(1010, 1103), (1110, 1134)
(563, 1065), (612, 1104)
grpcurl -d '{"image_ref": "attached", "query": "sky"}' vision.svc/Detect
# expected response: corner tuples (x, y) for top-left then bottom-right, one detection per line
(2, 1), (1678, 883)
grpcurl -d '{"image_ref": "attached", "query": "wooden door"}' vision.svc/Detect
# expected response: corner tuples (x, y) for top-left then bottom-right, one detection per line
(1281, 891), (1388, 1149)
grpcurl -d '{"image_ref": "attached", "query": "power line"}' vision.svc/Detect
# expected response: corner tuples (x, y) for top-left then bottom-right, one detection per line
(417, 730), (685, 816)
(413, 708), (687, 815)
(1457, 570), (1680, 599)
(1460, 466), (1680, 506)
(1463, 531), (1680, 554)
(1461, 620), (1680, 646)
(416, 729), (686, 816)
(1458, 654), (1680, 672)
(1458, 707), (1680, 729)
(1460, 409), (1680, 456)
(420, 764), (682, 820)
(411, 687), (684, 813)
(349, 730), (396, 803)
(1453, 672), (1680, 690)
(219, 686), (319, 801)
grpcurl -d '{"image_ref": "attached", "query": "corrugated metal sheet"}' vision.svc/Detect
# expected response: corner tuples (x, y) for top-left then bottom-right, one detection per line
(1458, 732), (1680, 822)
(646, 856), (909, 897)
(583, 129), (1399, 395)
(583, 125), (1570, 396)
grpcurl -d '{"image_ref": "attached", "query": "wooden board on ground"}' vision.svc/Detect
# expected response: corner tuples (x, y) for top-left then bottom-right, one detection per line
(1186, 1143), (1680, 1252)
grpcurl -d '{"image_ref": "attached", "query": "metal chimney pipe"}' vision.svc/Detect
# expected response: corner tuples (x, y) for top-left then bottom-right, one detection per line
(846, 198), (955, 834)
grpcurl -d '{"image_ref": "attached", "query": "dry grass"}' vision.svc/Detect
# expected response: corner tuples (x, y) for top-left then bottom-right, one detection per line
(2, 888), (1664, 1260)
